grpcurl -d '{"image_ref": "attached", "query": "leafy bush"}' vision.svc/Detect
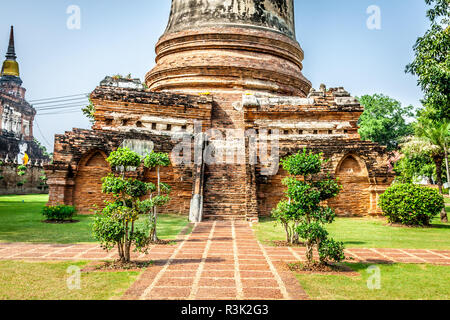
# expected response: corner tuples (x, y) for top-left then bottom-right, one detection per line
(92, 202), (151, 255)
(379, 183), (444, 226)
(42, 205), (76, 221)
(143, 152), (171, 170)
(273, 149), (344, 266)
(107, 147), (141, 170)
(95, 148), (157, 263)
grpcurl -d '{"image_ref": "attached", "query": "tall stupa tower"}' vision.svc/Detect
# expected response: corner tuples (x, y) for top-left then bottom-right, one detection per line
(146, 0), (311, 99)
(145, 1), (313, 219)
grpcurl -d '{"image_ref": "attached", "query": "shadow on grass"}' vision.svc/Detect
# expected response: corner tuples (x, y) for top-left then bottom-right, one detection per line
(430, 223), (450, 230)
(347, 262), (402, 273)
(344, 241), (366, 246)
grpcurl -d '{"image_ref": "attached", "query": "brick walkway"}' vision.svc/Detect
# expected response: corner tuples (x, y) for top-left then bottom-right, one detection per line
(122, 221), (307, 300)
(0, 221), (450, 300)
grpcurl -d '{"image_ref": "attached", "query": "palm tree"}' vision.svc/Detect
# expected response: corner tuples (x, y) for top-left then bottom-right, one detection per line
(402, 119), (449, 222)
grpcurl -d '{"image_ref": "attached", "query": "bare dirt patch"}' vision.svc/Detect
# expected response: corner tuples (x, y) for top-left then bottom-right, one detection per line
(286, 262), (360, 277)
(151, 239), (177, 246)
(42, 220), (80, 224)
(82, 260), (153, 273)
(271, 240), (306, 247)
(385, 223), (433, 229)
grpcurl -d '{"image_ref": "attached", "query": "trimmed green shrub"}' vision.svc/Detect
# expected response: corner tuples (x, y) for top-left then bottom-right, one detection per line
(273, 148), (344, 266)
(94, 148), (159, 263)
(379, 183), (445, 226)
(42, 205), (76, 221)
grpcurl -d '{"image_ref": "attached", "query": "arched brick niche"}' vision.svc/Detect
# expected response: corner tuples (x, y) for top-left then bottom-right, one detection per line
(73, 150), (111, 214)
(328, 154), (370, 217)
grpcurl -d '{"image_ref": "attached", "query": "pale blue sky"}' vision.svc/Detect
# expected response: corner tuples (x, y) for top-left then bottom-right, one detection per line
(0, 0), (430, 150)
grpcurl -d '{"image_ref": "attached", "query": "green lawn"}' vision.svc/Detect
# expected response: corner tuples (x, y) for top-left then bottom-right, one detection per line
(296, 263), (450, 300)
(0, 260), (140, 300)
(0, 194), (190, 244)
(254, 215), (450, 250)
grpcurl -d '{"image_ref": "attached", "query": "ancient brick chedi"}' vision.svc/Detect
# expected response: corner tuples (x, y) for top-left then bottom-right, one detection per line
(46, 0), (394, 221)
(0, 27), (50, 195)
(0, 27), (48, 163)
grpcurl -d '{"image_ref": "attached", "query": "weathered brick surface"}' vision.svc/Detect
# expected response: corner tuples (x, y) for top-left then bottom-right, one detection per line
(90, 86), (212, 132)
(147, 27), (311, 97)
(46, 126), (197, 215)
(246, 89), (394, 217)
(0, 162), (48, 195)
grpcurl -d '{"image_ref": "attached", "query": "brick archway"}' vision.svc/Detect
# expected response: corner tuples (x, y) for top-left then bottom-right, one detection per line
(73, 150), (111, 214)
(329, 154), (371, 217)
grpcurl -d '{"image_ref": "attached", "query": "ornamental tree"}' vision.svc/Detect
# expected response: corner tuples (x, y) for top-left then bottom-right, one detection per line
(400, 119), (449, 221)
(143, 151), (171, 242)
(405, 0), (449, 121)
(273, 149), (344, 267)
(93, 148), (152, 263)
(357, 94), (415, 151)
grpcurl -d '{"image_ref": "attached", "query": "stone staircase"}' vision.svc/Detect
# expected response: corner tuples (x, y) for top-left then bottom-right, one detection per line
(202, 163), (248, 221)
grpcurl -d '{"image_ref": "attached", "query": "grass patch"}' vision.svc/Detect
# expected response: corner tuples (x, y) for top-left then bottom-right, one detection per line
(296, 263), (450, 300)
(254, 215), (450, 250)
(0, 260), (139, 300)
(0, 194), (190, 244)
(153, 214), (191, 240)
(0, 195), (95, 244)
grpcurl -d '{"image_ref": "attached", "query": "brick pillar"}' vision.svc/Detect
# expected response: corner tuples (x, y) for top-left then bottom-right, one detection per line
(368, 185), (386, 216)
(46, 167), (75, 207)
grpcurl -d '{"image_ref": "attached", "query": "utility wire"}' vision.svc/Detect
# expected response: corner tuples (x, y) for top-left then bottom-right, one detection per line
(34, 119), (53, 149)
(35, 102), (89, 111)
(35, 105), (86, 114)
(33, 97), (89, 106)
(37, 108), (84, 115)
(37, 111), (83, 116)
(29, 93), (89, 103)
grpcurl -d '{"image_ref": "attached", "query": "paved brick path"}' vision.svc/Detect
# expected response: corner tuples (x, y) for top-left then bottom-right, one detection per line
(0, 221), (450, 300)
(122, 221), (307, 300)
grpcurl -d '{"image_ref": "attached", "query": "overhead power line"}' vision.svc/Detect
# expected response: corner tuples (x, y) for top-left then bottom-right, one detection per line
(33, 97), (89, 106)
(34, 119), (53, 148)
(29, 93), (90, 103)
(36, 110), (83, 116)
(36, 106), (85, 114)
(35, 102), (89, 111)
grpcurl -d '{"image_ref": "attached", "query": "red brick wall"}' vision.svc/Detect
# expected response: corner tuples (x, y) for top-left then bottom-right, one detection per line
(73, 151), (112, 214)
(143, 165), (193, 215)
